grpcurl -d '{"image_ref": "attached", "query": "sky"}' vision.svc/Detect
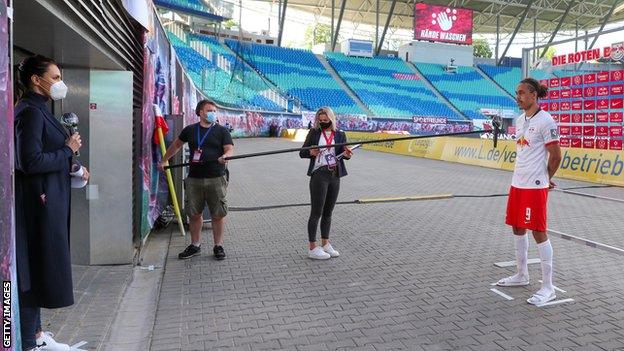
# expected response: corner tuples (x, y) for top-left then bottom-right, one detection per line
(219, 0), (624, 58)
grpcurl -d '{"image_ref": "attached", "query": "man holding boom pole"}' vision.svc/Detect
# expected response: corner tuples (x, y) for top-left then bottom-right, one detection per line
(158, 100), (234, 260)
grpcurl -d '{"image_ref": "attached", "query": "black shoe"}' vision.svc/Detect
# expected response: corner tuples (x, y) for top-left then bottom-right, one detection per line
(178, 244), (201, 259)
(213, 245), (226, 260)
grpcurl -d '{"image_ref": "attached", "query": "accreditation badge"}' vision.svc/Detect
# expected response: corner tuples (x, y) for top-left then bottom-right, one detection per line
(325, 154), (337, 169)
(192, 149), (203, 163)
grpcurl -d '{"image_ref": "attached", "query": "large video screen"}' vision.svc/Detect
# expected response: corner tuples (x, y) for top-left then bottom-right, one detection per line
(414, 4), (473, 45)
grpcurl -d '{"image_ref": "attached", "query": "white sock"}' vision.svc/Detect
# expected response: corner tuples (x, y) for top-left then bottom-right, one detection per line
(192, 242), (201, 247)
(515, 234), (529, 277)
(537, 240), (554, 290)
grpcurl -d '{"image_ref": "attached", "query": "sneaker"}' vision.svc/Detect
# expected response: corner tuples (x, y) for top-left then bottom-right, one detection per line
(308, 246), (331, 260)
(213, 245), (226, 260)
(36, 331), (70, 351)
(322, 243), (340, 258)
(178, 244), (201, 259)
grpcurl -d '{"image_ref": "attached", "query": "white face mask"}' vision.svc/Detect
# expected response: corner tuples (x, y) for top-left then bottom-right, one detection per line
(49, 80), (68, 100)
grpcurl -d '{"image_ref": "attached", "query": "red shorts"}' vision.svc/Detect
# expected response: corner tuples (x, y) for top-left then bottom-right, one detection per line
(505, 186), (549, 232)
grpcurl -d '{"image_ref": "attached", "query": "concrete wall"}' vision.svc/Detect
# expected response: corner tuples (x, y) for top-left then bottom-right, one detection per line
(399, 41), (474, 66)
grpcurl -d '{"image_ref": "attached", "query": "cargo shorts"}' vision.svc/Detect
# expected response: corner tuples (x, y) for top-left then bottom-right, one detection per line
(184, 176), (228, 218)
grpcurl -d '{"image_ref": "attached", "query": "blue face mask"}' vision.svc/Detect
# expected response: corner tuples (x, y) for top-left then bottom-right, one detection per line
(205, 111), (217, 123)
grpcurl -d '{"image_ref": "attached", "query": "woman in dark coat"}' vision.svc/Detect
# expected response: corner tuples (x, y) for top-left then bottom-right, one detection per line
(14, 55), (88, 351)
(300, 107), (353, 260)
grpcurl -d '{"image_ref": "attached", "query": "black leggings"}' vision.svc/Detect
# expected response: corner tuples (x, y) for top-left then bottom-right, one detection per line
(308, 169), (340, 242)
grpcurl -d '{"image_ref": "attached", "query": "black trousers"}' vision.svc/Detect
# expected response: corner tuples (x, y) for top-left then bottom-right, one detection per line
(307, 168), (340, 242)
(19, 304), (41, 350)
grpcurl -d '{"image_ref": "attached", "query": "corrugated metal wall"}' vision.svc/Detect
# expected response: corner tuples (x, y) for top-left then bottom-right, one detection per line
(59, 0), (145, 243)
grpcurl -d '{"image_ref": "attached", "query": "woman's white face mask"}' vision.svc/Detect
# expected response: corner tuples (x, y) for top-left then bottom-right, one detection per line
(48, 80), (68, 101)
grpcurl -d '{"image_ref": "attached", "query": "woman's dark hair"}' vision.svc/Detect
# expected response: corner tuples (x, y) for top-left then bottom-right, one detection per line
(520, 77), (548, 99)
(15, 55), (57, 100)
(195, 99), (217, 116)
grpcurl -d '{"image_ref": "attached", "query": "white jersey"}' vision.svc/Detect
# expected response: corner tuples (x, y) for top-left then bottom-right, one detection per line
(512, 109), (559, 189)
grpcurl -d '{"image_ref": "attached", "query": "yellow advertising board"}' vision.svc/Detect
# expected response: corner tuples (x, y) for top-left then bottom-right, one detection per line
(345, 132), (624, 186)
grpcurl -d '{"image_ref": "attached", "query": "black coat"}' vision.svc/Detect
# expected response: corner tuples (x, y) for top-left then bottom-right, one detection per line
(299, 128), (349, 178)
(14, 92), (74, 308)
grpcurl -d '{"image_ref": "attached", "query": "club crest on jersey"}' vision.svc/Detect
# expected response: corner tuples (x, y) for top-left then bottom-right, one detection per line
(517, 136), (530, 148)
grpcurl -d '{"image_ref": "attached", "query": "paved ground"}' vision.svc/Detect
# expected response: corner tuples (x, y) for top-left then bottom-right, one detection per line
(42, 137), (624, 350)
(150, 138), (624, 351)
(41, 264), (133, 350)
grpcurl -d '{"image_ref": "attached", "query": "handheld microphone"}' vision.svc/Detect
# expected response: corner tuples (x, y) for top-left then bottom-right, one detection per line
(61, 112), (80, 156)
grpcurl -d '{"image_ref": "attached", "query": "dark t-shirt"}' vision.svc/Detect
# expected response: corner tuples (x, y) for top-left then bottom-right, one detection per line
(179, 122), (233, 178)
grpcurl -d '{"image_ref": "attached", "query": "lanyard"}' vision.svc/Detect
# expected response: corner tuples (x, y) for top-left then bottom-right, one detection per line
(322, 130), (335, 146)
(196, 123), (214, 149)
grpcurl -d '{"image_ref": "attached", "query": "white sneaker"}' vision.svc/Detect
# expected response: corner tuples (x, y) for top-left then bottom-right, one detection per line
(36, 332), (70, 351)
(308, 246), (331, 260)
(322, 243), (340, 258)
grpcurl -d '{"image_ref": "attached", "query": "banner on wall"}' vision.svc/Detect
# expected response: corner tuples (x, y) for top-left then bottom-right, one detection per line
(551, 45), (621, 66)
(139, 9), (172, 238)
(0, 0), (19, 349)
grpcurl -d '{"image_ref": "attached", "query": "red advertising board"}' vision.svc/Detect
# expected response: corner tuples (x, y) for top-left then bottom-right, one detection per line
(572, 113), (582, 123)
(610, 126), (623, 137)
(611, 69), (624, 82)
(584, 86), (595, 97)
(597, 86), (609, 96)
(596, 138), (609, 150)
(596, 126), (609, 136)
(597, 112), (609, 122)
(549, 90), (560, 99)
(611, 84), (623, 95)
(583, 125), (595, 136)
(560, 137), (571, 147)
(572, 88), (583, 98)
(549, 78), (560, 87)
(583, 138), (595, 149)
(610, 139), (623, 150)
(597, 71), (610, 82)
(583, 73), (596, 84)
(572, 75), (583, 86)
(611, 98), (623, 109)
(572, 101), (582, 110)
(571, 138), (582, 148)
(559, 125), (571, 135)
(560, 101), (570, 111)
(560, 77), (571, 86)
(560, 89), (571, 98)
(597, 99), (609, 110)
(414, 4), (473, 44)
(583, 113), (595, 123)
(584, 100), (595, 110)
(611, 111), (623, 122)
(560, 113), (571, 123)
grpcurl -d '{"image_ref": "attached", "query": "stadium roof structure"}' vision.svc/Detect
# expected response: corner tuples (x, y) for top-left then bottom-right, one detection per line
(266, 0), (624, 57)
